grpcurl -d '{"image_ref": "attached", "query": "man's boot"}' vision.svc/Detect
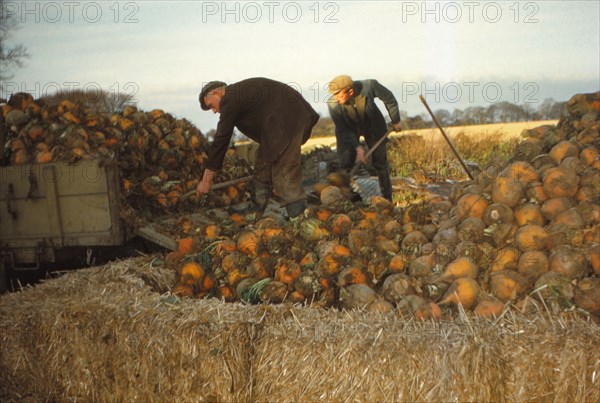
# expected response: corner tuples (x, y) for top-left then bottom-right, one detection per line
(285, 199), (307, 219)
(377, 171), (393, 202)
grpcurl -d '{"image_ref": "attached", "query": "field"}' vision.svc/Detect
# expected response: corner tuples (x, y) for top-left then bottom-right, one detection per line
(301, 120), (559, 150)
(301, 120), (560, 202)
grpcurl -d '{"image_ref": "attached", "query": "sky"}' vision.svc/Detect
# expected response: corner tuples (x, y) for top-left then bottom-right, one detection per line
(1, 0), (599, 134)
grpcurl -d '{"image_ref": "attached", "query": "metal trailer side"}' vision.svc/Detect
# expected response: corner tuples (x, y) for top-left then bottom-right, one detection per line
(0, 159), (127, 288)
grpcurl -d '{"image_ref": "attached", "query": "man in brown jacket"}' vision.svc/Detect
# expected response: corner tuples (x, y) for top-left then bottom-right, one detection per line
(197, 77), (320, 218)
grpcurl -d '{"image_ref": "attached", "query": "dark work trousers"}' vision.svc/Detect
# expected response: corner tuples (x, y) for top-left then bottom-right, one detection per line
(253, 118), (314, 213)
(337, 132), (393, 201)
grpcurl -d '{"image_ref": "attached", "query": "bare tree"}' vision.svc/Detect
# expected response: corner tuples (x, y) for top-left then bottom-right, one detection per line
(433, 109), (453, 127)
(0, 0), (30, 89)
(404, 114), (428, 130)
(463, 106), (487, 125)
(452, 109), (466, 126)
(537, 98), (557, 120)
(521, 103), (537, 121)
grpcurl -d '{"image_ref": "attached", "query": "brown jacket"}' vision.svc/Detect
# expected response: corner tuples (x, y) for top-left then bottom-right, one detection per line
(206, 77), (319, 171)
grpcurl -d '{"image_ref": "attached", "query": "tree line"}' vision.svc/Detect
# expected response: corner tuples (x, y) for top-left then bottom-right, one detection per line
(402, 99), (566, 130)
(308, 98), (566, 137)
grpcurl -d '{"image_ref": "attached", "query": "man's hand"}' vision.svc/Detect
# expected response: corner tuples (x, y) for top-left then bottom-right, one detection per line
(196, 169), (216, 197)
(392, 122), (402, 132)
(355, 146), (367, 165)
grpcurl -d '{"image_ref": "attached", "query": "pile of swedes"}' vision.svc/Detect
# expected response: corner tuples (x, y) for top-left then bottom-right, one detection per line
(0, 93), (252, 214)
(166, 92), (599, 319)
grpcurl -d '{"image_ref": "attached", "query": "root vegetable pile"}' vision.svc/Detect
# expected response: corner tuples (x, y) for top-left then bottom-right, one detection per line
(2, 91), (599, 320)
(166, 91), (599, 320)
(0, 93), (253, 215)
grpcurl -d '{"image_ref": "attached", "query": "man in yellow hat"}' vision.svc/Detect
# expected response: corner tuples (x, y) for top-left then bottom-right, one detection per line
(327, 75), (402, 201)
(197, 78), (319, 218)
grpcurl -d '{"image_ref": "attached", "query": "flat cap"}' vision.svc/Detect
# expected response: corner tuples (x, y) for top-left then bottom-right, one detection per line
(199, 81), (227, 110)
(327, 75), (354, 94)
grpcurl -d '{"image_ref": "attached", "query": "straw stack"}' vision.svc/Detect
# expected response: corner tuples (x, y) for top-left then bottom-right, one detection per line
(1, 256), (598, 402)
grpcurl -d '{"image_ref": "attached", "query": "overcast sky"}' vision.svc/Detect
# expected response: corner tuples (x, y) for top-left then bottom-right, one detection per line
(2, 0), (599, 133)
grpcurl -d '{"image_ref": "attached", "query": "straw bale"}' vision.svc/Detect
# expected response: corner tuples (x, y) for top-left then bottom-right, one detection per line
(252, 306), (600, 402)
(252, 307), (508, 402)
(500, 306), (600, 401)
(0, 256), (261, 403)
(1, 256), (599, 402)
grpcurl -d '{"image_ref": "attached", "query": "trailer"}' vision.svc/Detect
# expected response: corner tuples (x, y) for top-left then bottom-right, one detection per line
(0, 142), (339, 292)
(0, 159), (129, 289)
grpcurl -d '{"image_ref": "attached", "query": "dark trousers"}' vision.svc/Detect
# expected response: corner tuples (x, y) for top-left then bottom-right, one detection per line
(337, 132), (393, 201)
(252, 115), (317, 216)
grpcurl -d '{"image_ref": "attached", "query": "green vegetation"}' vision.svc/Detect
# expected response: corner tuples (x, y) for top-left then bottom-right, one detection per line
(387, 130), (519, 182)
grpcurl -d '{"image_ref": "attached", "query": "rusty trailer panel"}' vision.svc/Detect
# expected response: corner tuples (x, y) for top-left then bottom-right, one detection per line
(0, 159), (126, 264)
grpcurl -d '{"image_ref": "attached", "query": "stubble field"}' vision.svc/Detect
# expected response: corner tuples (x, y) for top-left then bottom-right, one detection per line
(302, 120), (560, 149)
